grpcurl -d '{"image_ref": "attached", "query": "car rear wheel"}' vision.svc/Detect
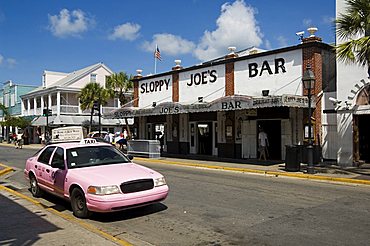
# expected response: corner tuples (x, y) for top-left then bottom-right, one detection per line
(71, 188), (91, 218)
(29, 174), (43, 197)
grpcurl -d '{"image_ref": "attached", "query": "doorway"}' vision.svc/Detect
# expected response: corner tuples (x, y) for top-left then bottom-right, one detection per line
(357, 115), (370, 162)
(257, 120), (281, 160)
(197, 122), (213, 155)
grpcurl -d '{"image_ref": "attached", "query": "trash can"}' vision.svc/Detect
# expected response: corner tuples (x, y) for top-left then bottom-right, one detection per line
(285, 145), (300, 171)
(0, 136), (3, 143)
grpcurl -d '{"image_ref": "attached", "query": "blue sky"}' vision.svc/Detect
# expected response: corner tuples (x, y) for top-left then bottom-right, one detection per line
(0, 0), (335, 86)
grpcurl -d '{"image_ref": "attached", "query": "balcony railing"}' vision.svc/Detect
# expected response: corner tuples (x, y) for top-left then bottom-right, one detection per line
(60, 105), (79, 114)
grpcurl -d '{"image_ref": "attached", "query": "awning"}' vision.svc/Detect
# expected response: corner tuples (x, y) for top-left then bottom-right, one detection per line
(31, 116), (57, 126)
(106, 94), (312, 119)
(32, 115), (133, 126)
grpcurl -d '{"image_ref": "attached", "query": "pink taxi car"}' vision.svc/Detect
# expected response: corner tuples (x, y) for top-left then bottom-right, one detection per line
(24, 139), (169, 218)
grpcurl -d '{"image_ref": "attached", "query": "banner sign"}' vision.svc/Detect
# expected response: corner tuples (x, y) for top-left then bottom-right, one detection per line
(106, 95), (312, 119)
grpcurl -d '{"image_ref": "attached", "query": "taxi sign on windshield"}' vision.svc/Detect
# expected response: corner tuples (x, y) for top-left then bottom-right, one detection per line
(80, 138), (97, 144)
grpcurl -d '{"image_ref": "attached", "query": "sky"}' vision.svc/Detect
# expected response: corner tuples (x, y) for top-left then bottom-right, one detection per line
(0, 0), (336, 87)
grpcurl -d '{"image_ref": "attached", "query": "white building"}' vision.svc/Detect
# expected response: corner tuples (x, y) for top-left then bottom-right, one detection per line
(111, 36), (337, 162)
(335, 0), (369, 166)
(21, 62), (132, 144)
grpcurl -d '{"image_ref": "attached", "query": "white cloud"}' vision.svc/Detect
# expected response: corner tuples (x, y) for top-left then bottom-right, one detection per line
(322, 16), (335, 25)
(48, 9), (93, 38)
(303, 18), (313, 27)
(109, 22), (141, 41)
(142, 33), (195, 56)
(194, 0), (263, 61)
(6, 58), (16, 68)
(0, 54), (16, 68)
(265, 40), (272, 50)
(276, 35), (288, 47)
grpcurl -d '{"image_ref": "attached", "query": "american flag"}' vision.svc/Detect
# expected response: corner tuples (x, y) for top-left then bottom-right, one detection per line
(154, 46), (162, 61)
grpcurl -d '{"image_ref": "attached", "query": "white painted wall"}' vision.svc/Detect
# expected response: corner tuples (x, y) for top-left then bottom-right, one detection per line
(179, 65), (225, 104)
(234, 50), (302, 96)
(71, 67), (112, 89)
(44, 72), (68, 87)
(336, 0), (369, 166)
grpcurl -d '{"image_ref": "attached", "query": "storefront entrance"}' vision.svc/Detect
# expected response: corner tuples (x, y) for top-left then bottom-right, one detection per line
(356, 115), (370, 163)
(257, 120), (282, 160)
(189, 122), (214, 155)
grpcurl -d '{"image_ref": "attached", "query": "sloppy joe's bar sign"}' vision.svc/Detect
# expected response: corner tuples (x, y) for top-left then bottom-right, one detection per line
(111, 95), (310, 118)
(138, 75), (172, 108)
(179, 65), (225, 103)
(140, 78), (171, 93)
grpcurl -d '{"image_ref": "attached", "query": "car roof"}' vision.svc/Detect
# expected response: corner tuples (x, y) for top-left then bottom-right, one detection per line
(47, 141), (112, 150)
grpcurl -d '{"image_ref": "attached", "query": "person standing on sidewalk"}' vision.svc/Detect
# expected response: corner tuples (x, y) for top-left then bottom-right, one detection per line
(258, 126), (269, 160)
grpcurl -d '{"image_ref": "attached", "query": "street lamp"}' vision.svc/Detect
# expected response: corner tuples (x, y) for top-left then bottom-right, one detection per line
(302, 64), (315, 174)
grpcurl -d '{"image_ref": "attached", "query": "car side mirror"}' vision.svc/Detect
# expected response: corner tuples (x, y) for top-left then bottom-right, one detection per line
(127, 155), (134, 160)
(51, 160), (65, 169)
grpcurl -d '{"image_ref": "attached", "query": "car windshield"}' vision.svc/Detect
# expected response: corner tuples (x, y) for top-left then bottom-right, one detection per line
(66, 145), (130, 169)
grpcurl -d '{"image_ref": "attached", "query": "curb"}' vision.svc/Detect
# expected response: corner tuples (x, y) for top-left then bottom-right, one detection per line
(135, 157), (370, 186)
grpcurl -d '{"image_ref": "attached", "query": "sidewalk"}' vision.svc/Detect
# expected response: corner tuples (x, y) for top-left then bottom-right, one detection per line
(0, 186), (131, 246)
(1, 142), (370, 185)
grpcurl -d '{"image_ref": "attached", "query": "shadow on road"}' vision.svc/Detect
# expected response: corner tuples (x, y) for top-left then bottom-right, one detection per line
(0, 193), (61, 245)
(91, 203), (168, 222)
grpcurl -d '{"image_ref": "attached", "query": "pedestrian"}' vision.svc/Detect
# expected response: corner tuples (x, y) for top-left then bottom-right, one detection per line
(258, 126), (269, 160)
(15, 133), (23, 149)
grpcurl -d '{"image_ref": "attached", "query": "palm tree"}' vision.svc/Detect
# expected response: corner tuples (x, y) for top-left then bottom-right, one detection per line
(335, 0), (370, 77)
(79, 83), (109, 133)
(106, 71), (134, 139)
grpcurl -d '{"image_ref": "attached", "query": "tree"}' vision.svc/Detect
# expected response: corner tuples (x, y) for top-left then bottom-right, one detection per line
(335, 0), (370, 77)
(79, 82), (109, 133)
(0, 103), (9, 120)
(106, 72), (134, 139)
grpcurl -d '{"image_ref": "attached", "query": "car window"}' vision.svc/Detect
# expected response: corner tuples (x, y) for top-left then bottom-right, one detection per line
(51, 147), (65, 167)
(37, 147), (56, 165)
(66, 145), (130, 169)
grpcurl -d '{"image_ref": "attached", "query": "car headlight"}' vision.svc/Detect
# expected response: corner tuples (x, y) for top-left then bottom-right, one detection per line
(87, 185), (120, 195)
(154, 177), (167, 187)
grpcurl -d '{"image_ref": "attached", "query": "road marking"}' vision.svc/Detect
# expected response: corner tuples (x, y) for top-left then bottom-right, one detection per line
(135, 158), (370, 186)
(0, 184), (132, 246)
(0, 163), (14, 176)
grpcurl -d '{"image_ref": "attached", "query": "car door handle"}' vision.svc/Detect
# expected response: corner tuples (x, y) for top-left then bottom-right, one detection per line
(46, 169), (50, 173)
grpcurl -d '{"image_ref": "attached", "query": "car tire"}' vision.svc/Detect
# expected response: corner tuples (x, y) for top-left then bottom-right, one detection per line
(70, 188), (91, 218)
(29, 174), (43, 197)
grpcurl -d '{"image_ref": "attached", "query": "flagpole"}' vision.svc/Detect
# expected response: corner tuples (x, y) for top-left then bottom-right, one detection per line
(154, 44), (157, 74)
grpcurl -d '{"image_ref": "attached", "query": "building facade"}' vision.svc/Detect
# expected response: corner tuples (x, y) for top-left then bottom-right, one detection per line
(0, 80), (38, 141)
(111, 34), (337, 161)
(21, 63), (133, 144)
(334, 0), (370, 166)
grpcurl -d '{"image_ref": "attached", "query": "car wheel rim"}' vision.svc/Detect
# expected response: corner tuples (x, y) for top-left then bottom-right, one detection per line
(31, 179), (37, 193)
(76, 194), (84, 210)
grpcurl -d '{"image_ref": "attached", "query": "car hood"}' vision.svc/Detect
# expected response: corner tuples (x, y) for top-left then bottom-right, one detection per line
(68, 163), (161, 186)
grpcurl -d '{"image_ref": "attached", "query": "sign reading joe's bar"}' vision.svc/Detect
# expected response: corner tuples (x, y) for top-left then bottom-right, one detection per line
(138, 75), (172, 108)
(179, 65), (225, 103)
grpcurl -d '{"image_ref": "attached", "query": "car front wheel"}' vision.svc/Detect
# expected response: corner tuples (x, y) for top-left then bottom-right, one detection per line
(70, 188), (91, 218)
(29, 174), (43, 197)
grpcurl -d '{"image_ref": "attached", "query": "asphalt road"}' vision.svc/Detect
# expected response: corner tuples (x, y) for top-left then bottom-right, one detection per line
(1, 146), (370, 245)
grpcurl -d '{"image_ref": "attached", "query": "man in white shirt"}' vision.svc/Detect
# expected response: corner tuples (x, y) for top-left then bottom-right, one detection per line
(258, 126), (269, 160)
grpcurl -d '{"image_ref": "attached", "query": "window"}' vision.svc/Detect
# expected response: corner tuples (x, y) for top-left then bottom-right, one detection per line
(51, 147), (65, 168)
(11, 94), (15, 106)
(90, 74), (97, 82)
(4, 94), (9, 107)
(37, 147), (56, 165)
(67, 146), (130, 168)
